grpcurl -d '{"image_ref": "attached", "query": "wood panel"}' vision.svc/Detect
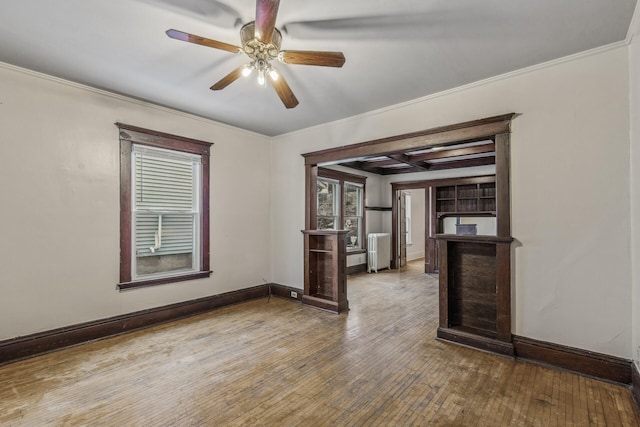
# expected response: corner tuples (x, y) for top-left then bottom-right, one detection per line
(346, 263), (367, 276)
(448, 242), (497, 335)
(1, 260), (637, 425)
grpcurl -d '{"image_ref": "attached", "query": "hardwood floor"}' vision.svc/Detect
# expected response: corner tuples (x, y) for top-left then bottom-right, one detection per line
(1, 260), (638, 426)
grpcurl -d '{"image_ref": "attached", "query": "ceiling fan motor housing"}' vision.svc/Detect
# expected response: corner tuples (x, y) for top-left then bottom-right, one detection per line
(240, 21), (282, 62)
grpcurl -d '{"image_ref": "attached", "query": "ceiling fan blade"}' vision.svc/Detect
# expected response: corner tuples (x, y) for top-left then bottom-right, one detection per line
(147, 0), (242, 29)
(255, 0), (280, 43)
(282, 13), (435, 40)
(279, 50), (345, 67)
(269, 71), (298, 109)
(166, 29), (241, 53)
(210, 66), (245, 90)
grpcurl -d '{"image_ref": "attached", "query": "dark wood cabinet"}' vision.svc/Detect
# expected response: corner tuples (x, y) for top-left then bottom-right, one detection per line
(301, 230), (349, 313)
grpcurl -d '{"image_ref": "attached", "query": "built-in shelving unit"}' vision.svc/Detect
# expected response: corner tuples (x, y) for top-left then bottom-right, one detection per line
(435, 182), (496, 216)
(301, 229), (349, 313)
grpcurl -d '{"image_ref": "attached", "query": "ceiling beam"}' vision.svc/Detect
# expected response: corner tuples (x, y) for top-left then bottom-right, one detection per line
(388, 153), (430, 171)
(426, 156), (496, 171)
(410, 142), (495, 162)
(362, 158), (402, 167)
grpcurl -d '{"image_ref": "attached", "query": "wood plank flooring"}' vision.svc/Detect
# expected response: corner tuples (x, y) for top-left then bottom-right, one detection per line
(1, 260), (638, 426)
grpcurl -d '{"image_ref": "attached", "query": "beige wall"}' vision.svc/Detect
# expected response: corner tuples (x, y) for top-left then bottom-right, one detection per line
(0, 33), (635, 362)
(271, 45), (631, 358)
(629, 4), (640, 369)
(0, 64), (272, 341)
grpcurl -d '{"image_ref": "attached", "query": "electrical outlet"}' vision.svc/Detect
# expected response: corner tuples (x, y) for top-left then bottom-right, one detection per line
(290, 291), (298, 299)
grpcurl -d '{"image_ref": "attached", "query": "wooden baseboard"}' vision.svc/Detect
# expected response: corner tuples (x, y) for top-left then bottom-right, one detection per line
(632, 362), (640, 412)
(0, 284), (270, 366)
(269, 283), (303, 301)
(347, 263), (367, 276)
(437, 327), (515, 357)
(513, 335), (632, 385)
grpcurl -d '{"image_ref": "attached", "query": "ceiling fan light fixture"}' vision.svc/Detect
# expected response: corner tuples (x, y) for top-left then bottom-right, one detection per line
(257, 69), (266, 86)
(269, 68), (279, 81)
(241, 64), (254, 77)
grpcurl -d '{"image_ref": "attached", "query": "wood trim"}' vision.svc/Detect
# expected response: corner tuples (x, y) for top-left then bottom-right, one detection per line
(119, 139), (132, 284)
(318, 167), (367, 185)
(116, 123), (213, 155)
(513, 335), (632, 385)
(118, 271), (212, 290)
(302, 114), (515, 165)
(347, 263), (367, 276)
(365, 206), (392, 211)
(391, 188), (398, 269)
(269, 283), (303, 301)
(433, 234), (513, 243)
(437, 327), (515, 357)
(305, 165), (317, 230)
(632, 362), (640, 412)
(201, 150), (211, 273)
(495, 133), (511, 237)
(0, 285), (270, 366)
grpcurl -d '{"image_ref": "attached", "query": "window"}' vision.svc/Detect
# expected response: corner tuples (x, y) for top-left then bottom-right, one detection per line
(117, 124), (212, 290)
(344, 183), (363, 250)
(317, 178), (340, 230)
(317, 168), (366, 253)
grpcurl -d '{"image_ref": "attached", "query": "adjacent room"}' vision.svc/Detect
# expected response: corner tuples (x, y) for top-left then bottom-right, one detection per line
(1, 0), (640, 424)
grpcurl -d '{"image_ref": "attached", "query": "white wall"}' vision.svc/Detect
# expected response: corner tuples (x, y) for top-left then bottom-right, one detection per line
(271, 45), (631, 358)
(628, 4), (640, 369)
(0, 64), (271, 341)
(404, 189), (425, 261)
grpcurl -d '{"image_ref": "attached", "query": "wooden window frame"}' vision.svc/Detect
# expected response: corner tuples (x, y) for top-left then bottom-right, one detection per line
(317, 167), (367, 255)
(116, 123), (212, 290)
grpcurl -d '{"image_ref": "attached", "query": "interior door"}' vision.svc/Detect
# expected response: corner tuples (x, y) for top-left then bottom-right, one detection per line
(398, 191), (407, 268)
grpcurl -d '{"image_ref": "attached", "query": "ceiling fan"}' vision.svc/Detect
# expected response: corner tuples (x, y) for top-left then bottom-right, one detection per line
(166, 0), (346, 109)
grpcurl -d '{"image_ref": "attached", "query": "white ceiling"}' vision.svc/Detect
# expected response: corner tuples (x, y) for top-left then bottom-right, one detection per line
(0, 0), (636, 136)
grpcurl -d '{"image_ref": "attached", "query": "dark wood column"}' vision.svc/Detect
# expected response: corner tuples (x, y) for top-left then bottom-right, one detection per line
(305, 165), (318, 230)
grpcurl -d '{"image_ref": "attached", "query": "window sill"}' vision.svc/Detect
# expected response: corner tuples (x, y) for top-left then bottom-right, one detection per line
(118, 271), (212, 291)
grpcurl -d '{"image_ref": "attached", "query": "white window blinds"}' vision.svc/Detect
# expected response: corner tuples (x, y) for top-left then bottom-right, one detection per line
(132, 145), (201, 260)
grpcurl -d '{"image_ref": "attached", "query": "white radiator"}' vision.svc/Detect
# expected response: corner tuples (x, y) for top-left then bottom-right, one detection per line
(367, 233), (391, 273)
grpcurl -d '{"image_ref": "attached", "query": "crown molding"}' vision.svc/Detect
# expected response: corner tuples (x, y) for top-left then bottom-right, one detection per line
(0, 61), (266, 139)
(273, 40), (627, 142)
(627, 0), (640, 43)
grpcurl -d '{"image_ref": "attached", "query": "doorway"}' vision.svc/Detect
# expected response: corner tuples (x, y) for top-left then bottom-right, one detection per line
(301, 113), (514, 354)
